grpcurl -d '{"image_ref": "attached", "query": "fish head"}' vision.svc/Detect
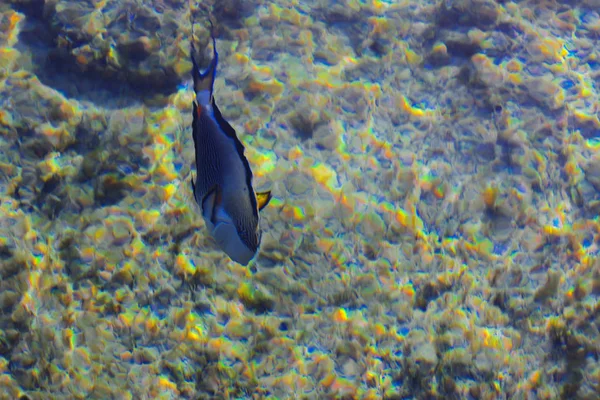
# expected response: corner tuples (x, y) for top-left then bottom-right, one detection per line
(201, 185), (261, 265)
(212, 220), (259, 266)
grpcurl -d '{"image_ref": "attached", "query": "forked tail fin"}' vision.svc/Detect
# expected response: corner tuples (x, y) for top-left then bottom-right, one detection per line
(189, 4), (218, 105)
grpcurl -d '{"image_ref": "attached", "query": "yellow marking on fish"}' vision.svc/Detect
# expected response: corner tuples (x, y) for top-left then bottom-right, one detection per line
(256, 191), (272, 210)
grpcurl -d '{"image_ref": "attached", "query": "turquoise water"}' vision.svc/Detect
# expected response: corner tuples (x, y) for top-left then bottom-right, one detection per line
(1, 0), (599, 398)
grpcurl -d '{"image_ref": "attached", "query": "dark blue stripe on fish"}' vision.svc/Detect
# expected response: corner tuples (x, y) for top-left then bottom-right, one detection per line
(207, 98), (259, 220)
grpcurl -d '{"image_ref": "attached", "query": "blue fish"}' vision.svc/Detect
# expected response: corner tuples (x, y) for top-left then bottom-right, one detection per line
(189, 20), (271, 265)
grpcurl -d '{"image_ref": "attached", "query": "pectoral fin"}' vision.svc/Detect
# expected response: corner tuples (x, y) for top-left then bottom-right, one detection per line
(201, 185), (221, 228)
(256, 191), (272, 211)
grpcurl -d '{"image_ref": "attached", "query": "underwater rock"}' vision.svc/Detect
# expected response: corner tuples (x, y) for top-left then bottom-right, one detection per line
(437, 30), (481, 58)
(534, 270), (561, 302)
(287, 105), (331, 142)
(316, 0), (363, 24)
(117, 35), (157, 62)
(237, 282), (275, 314)
(567, 107), (600, 139)
(410, 341), (439, 376)
(94, 173), (133, 206)
(214, 0), (262, 27)
(426, 41), (451, 67)
(470, 53), (505, 88)
(133, 347), (158, 364)
(284, 170), (312, 195)
(579, 161), (600, 213)
(438, 0), (499, 29)
(312, 122), (342, 151)
(0, 290), (20, 313)
(334, 84), (370, 121)
(523, 77), (565, 111)
(584, 160), (600, 191)
(415, 281), (451, 311)
(311, 0), (369, 56)
(44, 0), (191, 91)
(5, 0), (45, 19)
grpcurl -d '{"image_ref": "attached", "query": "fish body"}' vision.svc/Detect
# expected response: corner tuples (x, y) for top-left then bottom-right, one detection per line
(189, 22), (271, 265)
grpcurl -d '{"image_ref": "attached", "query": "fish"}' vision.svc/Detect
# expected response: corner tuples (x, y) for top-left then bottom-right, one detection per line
(189, 19), (271, 265)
